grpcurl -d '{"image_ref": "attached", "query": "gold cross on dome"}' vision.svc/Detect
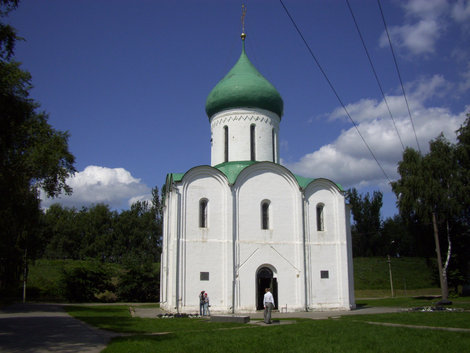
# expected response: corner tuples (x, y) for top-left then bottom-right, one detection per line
(241, 4), (247, 34)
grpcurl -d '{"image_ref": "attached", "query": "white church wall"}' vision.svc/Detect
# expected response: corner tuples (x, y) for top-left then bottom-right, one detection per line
(234, 163), (305, 311)
(235, 246), (305, 312)
(304, 179), (354, 310)
(210, 108), (280, 166)
(236, 164), (301, 243)
(179, 167), (233, 312)
(161, 170), (355, 313)
(160, 186), (180, 311)
(345, 204), (356, 308)
(309, 244), (342, 306)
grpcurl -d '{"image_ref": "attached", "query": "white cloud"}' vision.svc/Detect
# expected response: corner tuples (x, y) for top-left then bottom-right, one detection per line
(379, 0), (448, 56)
(408, 74), (450, 101)
(329, 75), (450, 124)
(283, 76), (468, 191)
(380, 19), (442, 55)
(379, 0), (470, 57)
(329, 96), (410, 124)
(451, 0), (470, 23)
(41, 165), (150, 210)
(403, 0), (448, 19)
(280, 139), (289, 151)
(128, 194), (153, 207)
(459, 63), (470, 93)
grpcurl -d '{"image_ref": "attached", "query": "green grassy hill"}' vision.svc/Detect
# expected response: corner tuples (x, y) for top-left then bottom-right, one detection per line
(354, 257), (439, 298)
(26, 259), (123, 301)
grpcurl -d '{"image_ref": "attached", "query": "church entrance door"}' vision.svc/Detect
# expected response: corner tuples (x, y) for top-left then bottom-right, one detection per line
(256, 267), (278, 310)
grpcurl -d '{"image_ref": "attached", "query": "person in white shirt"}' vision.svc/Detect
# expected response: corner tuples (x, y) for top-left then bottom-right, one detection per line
(263, 288), (275, 324)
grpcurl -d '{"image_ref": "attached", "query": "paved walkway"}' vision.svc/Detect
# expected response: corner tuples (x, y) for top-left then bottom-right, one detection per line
(0, 303), (118, 353)
(133, 305), (404, 320)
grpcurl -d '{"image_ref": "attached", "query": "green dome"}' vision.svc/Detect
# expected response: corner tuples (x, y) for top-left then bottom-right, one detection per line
(205, 40), (284, 118)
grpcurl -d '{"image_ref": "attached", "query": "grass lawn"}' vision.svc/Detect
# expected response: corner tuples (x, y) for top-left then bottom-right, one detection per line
(357, 296), (470, 310)
(345, 311), (470, 329)
(66, 305), (470, 353)
(65, 305), (245, 333)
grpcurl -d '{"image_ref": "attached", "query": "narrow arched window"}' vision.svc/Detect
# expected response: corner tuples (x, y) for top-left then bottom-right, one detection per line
(272, 128), (276, 162)
(199, 199), (208, 228)
(316, 204), (324, 231)
(261, 201), (270, 230)
(250, 124), (256, 161)
(224, 126), (229, 163)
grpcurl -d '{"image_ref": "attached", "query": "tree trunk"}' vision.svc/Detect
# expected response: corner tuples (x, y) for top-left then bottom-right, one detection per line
(443, 219), (452, 292)
(432, 211), (448, 301)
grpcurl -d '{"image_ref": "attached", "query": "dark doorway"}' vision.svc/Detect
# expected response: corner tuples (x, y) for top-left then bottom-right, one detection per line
(256, 267), (278, 310)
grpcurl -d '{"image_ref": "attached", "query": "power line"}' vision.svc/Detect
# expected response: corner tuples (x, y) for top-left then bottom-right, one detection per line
(346, 0), (405, 151)
(279, 0), (393, 184)
(377, 0), (422, 154)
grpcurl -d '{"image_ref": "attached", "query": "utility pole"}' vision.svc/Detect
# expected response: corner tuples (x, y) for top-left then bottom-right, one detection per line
(387, 255), (394, 297)
(22, 248), (28, 303)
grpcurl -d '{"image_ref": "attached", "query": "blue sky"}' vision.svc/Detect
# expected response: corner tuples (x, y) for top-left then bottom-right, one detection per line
(8, 0), (470, 219)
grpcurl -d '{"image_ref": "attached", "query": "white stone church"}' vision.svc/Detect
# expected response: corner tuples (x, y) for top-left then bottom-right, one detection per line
(160, 33), (355, 313)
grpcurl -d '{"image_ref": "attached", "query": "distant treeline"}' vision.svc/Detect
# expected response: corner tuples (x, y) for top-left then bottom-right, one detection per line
(40, 199), (161, 264)
(20, 193), (163, 302)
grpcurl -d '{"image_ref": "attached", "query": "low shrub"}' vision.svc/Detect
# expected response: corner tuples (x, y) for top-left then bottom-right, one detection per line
(95, 290), (118, 303)
(62, 261), (115, 302)
(117, 262), (159, 302)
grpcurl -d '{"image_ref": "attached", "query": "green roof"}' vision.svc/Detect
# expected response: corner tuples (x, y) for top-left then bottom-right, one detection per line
(214, 160), (257, 184)
(294, 175), (315, 189)
(205, 39), (283, 118)
(167, 162), (343, 191)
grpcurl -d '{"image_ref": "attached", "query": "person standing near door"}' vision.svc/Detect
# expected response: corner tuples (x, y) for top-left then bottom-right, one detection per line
(263, 288), (275, 324)
(199, 291), (205, 316)
(204, 292), (210, 316)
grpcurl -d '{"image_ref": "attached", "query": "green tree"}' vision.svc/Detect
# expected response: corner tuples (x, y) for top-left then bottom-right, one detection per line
(454, 116), (470, 288)
(392, 133), (464, 301)
(61, 260), (114, 302)
(346, 188), (383, 256)
(117, 261), (159, 302)
(381, 215), (415, 257)
(79, 204), (116, 261)
(114, 199), (161, 265)
(0, 0), (19, 60)
(42, 205), (82, 259)
(0, 1), (76, 297)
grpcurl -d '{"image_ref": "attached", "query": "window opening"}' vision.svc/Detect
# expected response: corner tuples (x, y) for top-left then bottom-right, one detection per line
(316, 204), (324, 231)
(272, 129), (275, 162)
(199, 199), (208, 228)
(200, 272), (209, 281)
(224, 126), (229, 163)
(261, 201), (270, 230)
(250, 124), (256, 161)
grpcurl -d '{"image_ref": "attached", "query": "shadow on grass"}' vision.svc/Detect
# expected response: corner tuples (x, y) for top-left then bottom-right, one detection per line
(0, 303), (65, 314)
(66, 305), (128, 315)
(103, 333), (179, 352)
